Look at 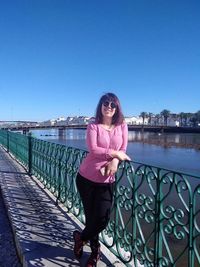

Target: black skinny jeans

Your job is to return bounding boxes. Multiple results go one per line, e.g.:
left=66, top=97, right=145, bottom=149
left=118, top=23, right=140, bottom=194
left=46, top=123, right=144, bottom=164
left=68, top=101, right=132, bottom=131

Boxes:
left=76, top=173, right=114, bottom=246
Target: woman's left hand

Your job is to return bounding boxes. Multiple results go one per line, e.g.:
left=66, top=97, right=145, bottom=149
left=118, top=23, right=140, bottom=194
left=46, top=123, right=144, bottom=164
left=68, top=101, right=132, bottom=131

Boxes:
left=105, top=158, right=119, bottom=176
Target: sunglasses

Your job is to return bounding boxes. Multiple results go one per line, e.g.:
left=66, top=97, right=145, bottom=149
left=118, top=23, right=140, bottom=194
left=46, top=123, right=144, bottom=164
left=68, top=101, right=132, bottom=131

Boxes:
left=102, top=101, right=117, bottom=109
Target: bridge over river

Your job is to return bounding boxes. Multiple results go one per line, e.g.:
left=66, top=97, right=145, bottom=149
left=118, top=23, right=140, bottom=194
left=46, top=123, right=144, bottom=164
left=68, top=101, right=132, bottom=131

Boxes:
left=1, top=122, right=200, bottom=135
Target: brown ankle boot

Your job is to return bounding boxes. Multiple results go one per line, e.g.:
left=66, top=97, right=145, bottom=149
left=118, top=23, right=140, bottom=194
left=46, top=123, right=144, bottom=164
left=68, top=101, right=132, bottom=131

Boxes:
left=85, top=243, right=101, bottom=267
left=73, top=230, right=85, bottom=259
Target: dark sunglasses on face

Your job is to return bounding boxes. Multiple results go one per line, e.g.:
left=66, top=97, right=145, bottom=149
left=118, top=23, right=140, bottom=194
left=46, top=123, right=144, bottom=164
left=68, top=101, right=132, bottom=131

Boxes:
left=102, top=101, right=117, bottom=109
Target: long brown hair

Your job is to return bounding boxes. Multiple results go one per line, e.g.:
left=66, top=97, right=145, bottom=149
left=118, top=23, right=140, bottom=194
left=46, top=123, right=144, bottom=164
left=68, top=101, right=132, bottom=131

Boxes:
left=95, top=93, right=124, bottom=125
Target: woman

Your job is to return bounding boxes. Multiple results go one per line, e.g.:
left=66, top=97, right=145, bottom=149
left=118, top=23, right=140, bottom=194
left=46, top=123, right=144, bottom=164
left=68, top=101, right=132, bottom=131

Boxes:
left=73, top=92, right=131, bottom=267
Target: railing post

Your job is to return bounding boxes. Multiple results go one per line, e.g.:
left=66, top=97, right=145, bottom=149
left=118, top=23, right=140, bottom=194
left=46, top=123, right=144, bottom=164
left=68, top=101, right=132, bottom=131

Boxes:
left=188, top=195, right=194, bottom=266
left=28, top=133, right=32, bottom=175
left=7, top=130, right=10, bottom=153
left=154, top=169, right=163, bottom=266
left=56, top=153, right=62, bottom=205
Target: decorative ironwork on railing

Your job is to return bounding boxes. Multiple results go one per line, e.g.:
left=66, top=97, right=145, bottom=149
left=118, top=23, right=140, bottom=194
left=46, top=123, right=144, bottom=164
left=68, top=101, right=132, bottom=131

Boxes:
left=0, top=130, right=199, bottom=267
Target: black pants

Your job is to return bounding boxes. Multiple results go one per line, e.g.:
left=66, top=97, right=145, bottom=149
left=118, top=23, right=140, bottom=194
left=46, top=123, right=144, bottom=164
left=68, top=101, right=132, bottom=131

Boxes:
left=76, top=173, right=114, bottom=246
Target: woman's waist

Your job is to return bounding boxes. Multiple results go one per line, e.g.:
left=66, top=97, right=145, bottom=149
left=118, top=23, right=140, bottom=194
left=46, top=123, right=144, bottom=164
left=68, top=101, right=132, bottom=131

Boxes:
left=80, top=157, right=108, bottom=171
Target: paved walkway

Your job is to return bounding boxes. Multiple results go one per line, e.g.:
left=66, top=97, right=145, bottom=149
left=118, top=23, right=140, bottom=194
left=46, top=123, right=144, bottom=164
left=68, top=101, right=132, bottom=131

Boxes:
left=0, top=190, right=22, bottom=267
left=0, top=146, right=125, bottom=267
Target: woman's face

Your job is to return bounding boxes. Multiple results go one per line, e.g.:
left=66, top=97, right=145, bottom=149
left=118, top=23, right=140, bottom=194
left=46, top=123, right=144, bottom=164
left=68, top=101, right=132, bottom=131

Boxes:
left=101, top=100, right=117, bottom=119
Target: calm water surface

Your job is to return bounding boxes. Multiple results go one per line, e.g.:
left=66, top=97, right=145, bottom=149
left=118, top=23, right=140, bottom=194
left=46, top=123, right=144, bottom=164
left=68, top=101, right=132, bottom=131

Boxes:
left=30, top=129, right=200, bottom=176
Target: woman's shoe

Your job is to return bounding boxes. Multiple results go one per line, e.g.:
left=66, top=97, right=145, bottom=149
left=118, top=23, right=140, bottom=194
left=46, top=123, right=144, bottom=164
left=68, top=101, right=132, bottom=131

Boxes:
left=73, top=230, right=84, bottom=259
left=85, top=244, right=100, bottom=267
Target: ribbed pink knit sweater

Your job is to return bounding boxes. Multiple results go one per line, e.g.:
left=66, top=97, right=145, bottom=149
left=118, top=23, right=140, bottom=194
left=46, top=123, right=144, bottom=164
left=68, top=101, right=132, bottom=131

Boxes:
left=79, top=122, right=128, bottom=183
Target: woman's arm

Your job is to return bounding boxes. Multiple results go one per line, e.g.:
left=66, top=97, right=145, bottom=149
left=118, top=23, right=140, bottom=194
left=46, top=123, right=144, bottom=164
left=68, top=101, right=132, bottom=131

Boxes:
left=105, top=123, right=131, bottom=176
left=109, top=123, right=131, bottom=161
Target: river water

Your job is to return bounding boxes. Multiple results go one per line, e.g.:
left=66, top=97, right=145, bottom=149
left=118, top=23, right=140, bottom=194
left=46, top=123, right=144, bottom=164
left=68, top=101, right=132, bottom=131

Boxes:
left=30, top=129, right=200, bottom=177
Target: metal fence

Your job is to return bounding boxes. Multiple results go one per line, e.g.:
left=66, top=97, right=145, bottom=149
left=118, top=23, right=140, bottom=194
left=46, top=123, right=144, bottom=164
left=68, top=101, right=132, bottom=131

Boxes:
left=0, top=130, right=199, bottom=267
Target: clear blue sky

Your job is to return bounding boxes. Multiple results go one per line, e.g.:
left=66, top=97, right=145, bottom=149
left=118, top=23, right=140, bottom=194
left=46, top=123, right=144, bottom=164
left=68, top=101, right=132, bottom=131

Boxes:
left=0, top=0, right=200, bottom=122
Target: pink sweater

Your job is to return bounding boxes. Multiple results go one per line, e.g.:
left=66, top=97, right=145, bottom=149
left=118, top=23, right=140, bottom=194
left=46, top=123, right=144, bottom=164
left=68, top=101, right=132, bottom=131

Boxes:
left=79, top=122, right=128, bottom=183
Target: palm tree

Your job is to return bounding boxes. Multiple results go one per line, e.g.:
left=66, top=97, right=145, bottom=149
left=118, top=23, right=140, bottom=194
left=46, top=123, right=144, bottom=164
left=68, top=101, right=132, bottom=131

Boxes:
left=183, top=113, right=189, bottom=126
left=190, top=115, right=198, bottom=127
left=196, top=110, right=200, bottom=125
left=148, top=112, right=154, bottom=125
left=190, top=111, right=200, bottom=127
left=179, top=112, right=185, bottom=127
left=155, top=114, right=160, bottom=125
left=140, top=112, right=148, bottom=125
left=160, top=109, right=170, bottom=126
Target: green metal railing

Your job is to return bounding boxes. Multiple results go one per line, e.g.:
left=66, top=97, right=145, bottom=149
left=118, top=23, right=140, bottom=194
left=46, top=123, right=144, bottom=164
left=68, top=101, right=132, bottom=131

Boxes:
left=0, top=130, right=199, bottom=267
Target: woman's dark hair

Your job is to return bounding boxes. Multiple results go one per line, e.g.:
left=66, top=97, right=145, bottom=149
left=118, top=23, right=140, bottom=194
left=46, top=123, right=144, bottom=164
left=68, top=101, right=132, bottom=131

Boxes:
left=95, top=92, right=124, bottom=125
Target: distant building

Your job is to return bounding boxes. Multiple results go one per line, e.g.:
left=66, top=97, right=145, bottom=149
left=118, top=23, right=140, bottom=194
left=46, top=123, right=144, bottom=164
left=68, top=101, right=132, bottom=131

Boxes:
left=40, top=119, right=56, bottom=126
left=125, top=116, right=148, bottom=125
left=55, top=116, right=91, bottom=125
left=76, top=116, right=90, bottom=125
left=56, top=117, right=67, bottom=126
left=38, top=113, right=193, bottom=128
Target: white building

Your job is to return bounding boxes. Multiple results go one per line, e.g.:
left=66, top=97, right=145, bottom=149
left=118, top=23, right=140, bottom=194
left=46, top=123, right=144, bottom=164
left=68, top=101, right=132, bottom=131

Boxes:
left=40, top=119, right=57, bottom=126
left=125, top=116, right=148, bottom=125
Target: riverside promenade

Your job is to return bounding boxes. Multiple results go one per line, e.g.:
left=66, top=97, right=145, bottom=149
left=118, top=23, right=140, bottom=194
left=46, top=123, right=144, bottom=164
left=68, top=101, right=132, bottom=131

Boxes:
left=0, top=146, right=125, bottom=267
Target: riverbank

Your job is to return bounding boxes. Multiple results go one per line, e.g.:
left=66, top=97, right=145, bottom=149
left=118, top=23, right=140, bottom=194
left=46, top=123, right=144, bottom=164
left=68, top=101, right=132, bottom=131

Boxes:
left=128, top=125, right=200, bottom=133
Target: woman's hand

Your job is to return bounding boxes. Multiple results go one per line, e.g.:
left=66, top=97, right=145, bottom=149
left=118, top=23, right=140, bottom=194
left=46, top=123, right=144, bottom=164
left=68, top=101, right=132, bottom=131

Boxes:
left=105, top=158, right=119, bottom=176
left=111, top=150, right=131, bottom=161
left=100, top=151, right=131, bottom=176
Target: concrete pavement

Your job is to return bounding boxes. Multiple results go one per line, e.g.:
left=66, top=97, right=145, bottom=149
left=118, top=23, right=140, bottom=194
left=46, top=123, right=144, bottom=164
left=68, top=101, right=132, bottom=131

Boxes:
left=0, top=190, right=22, bottom=267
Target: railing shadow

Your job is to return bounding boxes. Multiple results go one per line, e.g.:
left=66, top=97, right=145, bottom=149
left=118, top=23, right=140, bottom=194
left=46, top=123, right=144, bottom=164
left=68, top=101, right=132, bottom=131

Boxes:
left=0, top=160, right=116, bottom=267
